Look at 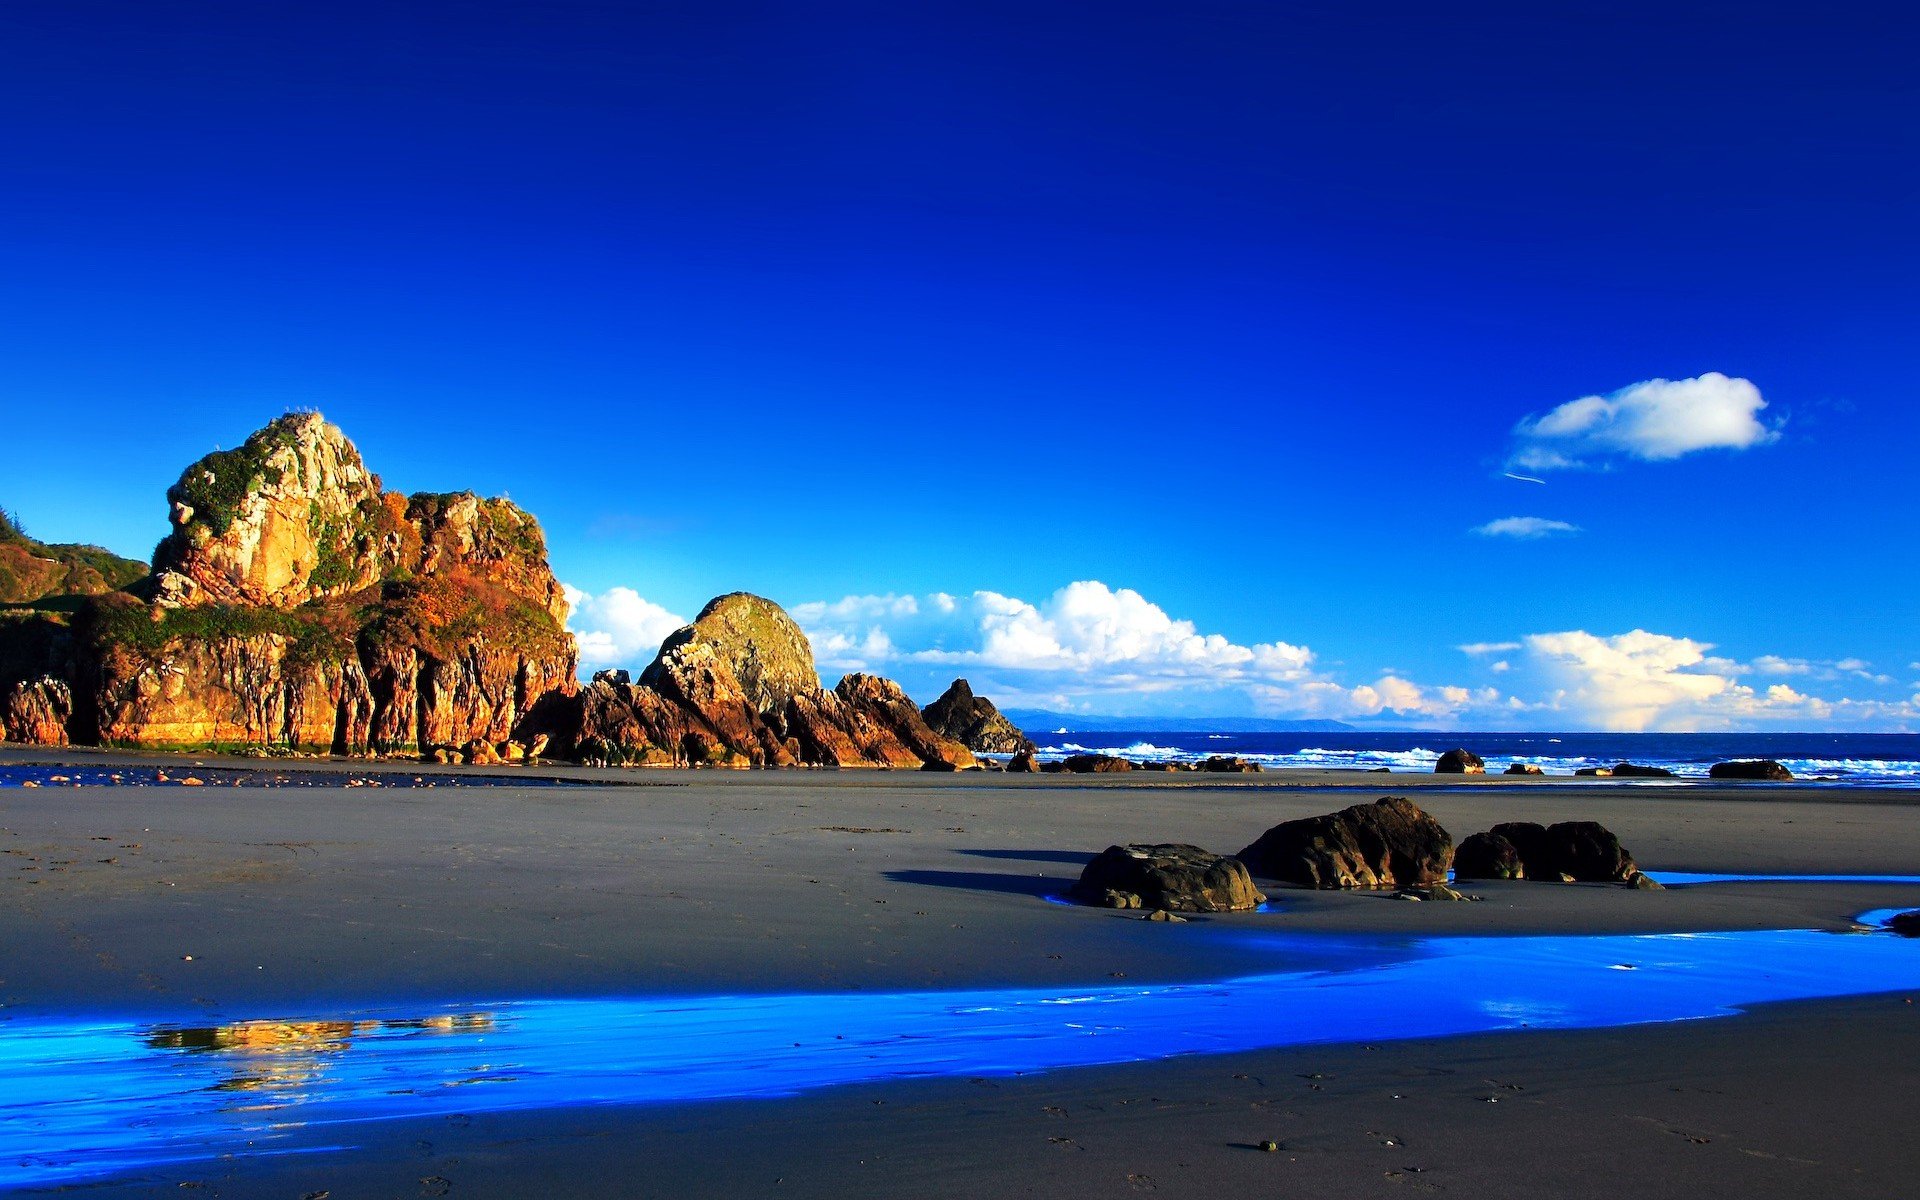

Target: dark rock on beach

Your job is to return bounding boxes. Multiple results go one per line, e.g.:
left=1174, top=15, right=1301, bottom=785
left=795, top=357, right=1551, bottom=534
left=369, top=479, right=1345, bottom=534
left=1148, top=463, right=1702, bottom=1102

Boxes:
left=1434, top=747, right=1485, bottom=774
left=1710, top=759, right=1795, bottom=781
left=1197, top=755, right=1262, bottom=773
left=1608, top=762, right=1676, bottom=778
left=1504, top=763, right=1545, bottom=776
left=1453, top=831, right=1525, bottom=879
left=920, top=678, right=1033, bottom=754
left=1062, top=753, right=1134, bottom=773
left=1069, top=843, right=1266, bottom=912
left=1006, top=748, right=1038, bottom=773
left=1474, top=819, right=1639, bottom=883
left=1885, top=910, right=1920, bottom=937
left=1237, top=797, right=1453, bottom=890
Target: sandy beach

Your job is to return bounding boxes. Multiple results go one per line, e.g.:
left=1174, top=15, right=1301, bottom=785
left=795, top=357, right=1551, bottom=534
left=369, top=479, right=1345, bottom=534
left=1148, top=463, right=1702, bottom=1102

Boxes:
left=4, top=750, right=1919, bottom=1197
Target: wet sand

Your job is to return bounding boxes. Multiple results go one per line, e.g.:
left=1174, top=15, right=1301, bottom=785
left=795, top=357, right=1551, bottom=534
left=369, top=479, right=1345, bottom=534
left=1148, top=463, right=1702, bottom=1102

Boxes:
left=3, top=749, right=1919, bottom=1196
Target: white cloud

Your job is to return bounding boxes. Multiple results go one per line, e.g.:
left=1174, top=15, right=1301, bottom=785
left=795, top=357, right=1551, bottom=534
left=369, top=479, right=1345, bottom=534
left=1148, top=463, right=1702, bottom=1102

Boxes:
left=1472, top=516, right=1580, bottom=539
left=563, top=583, right=688, bottom=672
left=1458, top=641, right=1522, bottom=655
left=1510, top=372, right=1780, bottom=471
left=1514, top=629, right=1915, bottom=731
left=794, top=581, right=1483, bottom=721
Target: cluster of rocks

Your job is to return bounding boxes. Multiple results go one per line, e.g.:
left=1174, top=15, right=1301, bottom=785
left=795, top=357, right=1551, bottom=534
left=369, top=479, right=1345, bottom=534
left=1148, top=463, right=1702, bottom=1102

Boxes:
left=1000, top=751, right=1264, bottom=775
left=1440, top=746, right=1796, bottom=781
left=1070, top=795, right=1659, bottom=915
left=0, top=413, right=1027, bottom=770
left=1453, top=821, right=1658, bottom=887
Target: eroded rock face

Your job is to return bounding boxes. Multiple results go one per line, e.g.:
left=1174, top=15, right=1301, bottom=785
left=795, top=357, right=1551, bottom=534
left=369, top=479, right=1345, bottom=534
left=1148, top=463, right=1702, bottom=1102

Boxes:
left=920, top=678, right=1032, bottom=753
left=1710, top=759, right=1794, bottom=781
left=1, top=675, right=72, bottom=745
left=1069, top=844, right=1265, bottom=912
left=150, top=413, right=385, bottom=608
left=646, top=592, right=818, bottom=716
left=1435, top=747, right=1485, bottom=774
left=1237, top=797, right=1454, bottom=889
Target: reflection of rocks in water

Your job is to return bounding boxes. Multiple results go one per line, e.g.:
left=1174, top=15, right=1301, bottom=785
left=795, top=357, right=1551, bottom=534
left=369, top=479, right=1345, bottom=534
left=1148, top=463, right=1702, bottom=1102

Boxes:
left=147, top=1014, right=494, bottom=1102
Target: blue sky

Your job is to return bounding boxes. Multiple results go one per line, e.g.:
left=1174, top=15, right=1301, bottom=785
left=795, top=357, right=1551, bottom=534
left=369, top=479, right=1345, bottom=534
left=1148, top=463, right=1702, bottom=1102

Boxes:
left=2, top=2, right=1915, bottom=729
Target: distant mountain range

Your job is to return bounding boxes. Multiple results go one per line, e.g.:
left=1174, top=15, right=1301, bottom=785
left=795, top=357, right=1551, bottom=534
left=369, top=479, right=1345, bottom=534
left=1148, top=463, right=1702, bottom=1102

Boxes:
left=1002, top=710, right=1356, bottom=734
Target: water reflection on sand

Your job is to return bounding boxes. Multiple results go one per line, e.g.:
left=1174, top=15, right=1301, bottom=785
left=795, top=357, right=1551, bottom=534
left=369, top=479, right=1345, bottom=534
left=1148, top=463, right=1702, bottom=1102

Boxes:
left=5, top=909, right=1920, bottom=1190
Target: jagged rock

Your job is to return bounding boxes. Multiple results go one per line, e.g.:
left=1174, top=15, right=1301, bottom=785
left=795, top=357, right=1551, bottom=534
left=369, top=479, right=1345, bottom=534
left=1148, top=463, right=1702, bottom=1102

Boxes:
left=1710, top=759, right=1794, bottom=781
left=831, top=674, right=976, bottom=769
left=1478, top=820, right=1639, bottom=883
left=1197, top=755, right=1262, bottom=773
left=1069, top=844, right=1265, bottom=913
left=781, top=685, right=923, bottom=768
left=646, top=592, right=818, bottom=716
left=1237, top=797, right=1454, bottom=889
left=1453, top=831, right=1525, bottom=880
left=1061, top=753, right=1133, bottom=773
left=1, top=675, right=72, bottom=745
left=1006, top=748, right=1038, bottom=773
left=1504, top=763, right=1544, bottom=776
left=1608, top=762, right=1676, bottom=778
left=1625, top=870, right=1664, bottom=890
left=1402, top=882, right=1470, bottom=901
left=920, top=678, right=1032, bottom=753
left=1435, top=748, right=1484, bottom=774
left=592, top=669, right=630, bottom=687
left=462, top=739, right=501, bottom=766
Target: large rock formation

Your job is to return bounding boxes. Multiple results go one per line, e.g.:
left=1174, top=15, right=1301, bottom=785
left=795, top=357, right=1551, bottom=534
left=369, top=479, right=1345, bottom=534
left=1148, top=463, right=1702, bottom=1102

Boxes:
left=920, top=678, right=1032, bottom=753
left=1069, top=844, right=1265, bottom=912
left=1434, top=747, right=1485, bottom=774
left=1237, top=797, right=1454, bottom=889
left=0, top=413, right=577, bottom=753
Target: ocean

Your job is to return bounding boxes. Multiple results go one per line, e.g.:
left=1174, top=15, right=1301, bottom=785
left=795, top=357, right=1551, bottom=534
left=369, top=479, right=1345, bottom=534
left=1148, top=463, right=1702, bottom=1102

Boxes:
left=1023, top=730, right=1920, bottom=784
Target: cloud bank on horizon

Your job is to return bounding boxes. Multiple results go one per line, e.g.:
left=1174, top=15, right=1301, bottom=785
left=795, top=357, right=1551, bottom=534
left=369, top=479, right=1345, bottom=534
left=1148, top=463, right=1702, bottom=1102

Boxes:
left=563, top=579, right=1916, bottom=733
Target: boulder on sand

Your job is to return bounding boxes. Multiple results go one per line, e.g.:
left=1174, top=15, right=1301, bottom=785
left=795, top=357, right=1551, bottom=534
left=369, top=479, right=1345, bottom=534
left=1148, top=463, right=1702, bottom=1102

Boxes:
left=1006, top=748, right=1038, bottom=773
left=1237, top=797, right=1453, bottom=890
left=1434, top=748, right=1485, bottom=775
left=1478, top=819, right=1639, bottom=883
left=1886, top=910, right=1920, bottom=937
left=1069, top=843, right=1265, bottom=912
left=1710, top=759, right=1794, bottom=781
left=1608, top=762, right=1676, bottom=778
left=1197, top=755, right=1262, bottom=773
left=1062, top=753, right=1133, bottom=773
left=1453, top=831, right=1525, bottom=879
left=1504, top=763, right=1544, bottom=776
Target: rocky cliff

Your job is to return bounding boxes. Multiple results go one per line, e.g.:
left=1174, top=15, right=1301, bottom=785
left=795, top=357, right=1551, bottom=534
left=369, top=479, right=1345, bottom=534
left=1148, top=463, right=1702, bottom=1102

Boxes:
left=1, top=413, right=577, bottom=753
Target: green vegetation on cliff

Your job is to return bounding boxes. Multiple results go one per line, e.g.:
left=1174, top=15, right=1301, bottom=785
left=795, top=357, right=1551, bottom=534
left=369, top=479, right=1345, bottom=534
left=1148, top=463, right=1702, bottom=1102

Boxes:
left=166, top=418, right=310, bottom=538
left=0, top=506, right=149, bottom=605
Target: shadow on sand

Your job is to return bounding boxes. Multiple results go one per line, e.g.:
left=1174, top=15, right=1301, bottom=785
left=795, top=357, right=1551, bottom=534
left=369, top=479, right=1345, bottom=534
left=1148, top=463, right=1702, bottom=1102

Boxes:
left=956, top=848, right=1093, bottom=866
left=883, top=868, right=1064, bottom=898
